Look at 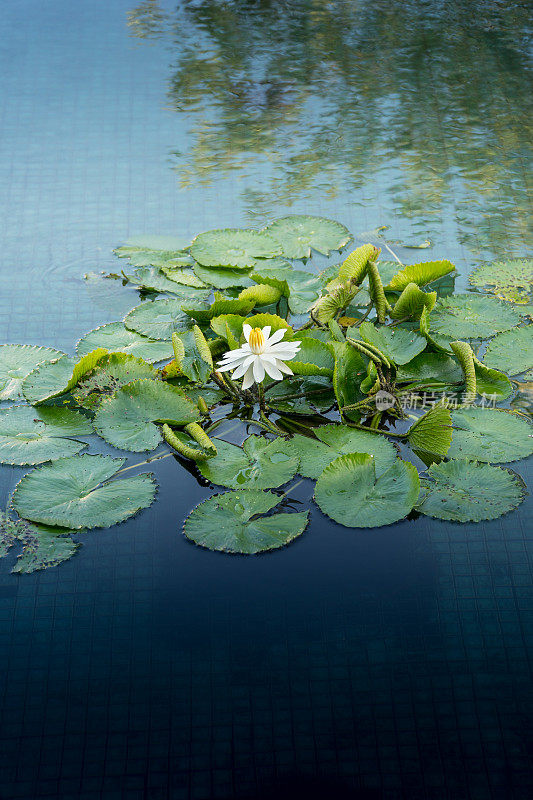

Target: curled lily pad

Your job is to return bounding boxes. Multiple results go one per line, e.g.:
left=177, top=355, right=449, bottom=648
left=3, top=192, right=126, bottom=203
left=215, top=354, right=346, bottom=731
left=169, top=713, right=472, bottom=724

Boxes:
left=314, top=454, right=420, bottom=528
left=0, top=406, right=92, bottom=465
left=73, top=353, right=157, bottom=408
left=262, top=216, right=352, bottom=259
left=124, top=298, right=192, bottom=339
left=330, top=342, right=367, bottom=420
left=386, top=260, right=455, bottom=291
left=22, top=349, right=108, bottom=405
left=448, top=408, right=533, bottom=463
left=12, top=454, right=157, bottom=529
left=76, top=322, right=174, bottom=362
left=356, top=321, right=427, bottom=365
left=430, top=295, right=521, bottom=339
left=94, top=379, right=200, bottom=452
left=197, top=435, right=298, bottom=489
left=287, top=425, right=398, bottom=480
left=171, top=327, right=213, bottom=383
left=472, top=355, right=513, bottom=401
left=417, top=459, right=526, bottom=522
left=469, top=259, right=533, bottom=304
left=190, top=228, right=281, bottom=268
left=183, top=490, right=308, bottom=554
left=483, top=327, right=533, bottom=376
left=0, top=345, right=65, bottom=401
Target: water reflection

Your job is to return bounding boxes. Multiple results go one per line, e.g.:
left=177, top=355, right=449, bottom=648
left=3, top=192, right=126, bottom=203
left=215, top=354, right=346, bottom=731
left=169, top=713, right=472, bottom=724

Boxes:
left=127, top=0, right=532, bottom=256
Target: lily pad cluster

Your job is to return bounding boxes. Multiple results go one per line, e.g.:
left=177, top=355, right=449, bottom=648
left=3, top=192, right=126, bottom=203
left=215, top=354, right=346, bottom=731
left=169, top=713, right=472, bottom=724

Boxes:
left=0, top=216, right=531, bottom=569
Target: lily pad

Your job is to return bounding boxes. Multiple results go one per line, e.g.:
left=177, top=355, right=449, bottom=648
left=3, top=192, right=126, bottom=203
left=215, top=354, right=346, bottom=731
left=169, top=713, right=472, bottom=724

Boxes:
left=183, top=297, right=255, bottom=324
left=0, top=512, right=80, bottom=573
left=263, top=216, right=352, bottom=259
left=197, top=435, right=299, bottom=489
left=0, top=345, right=65, bottom=401
left=183, top=490, right=308, bottom=554
left=128, top=267, right=209, bottom=299
left=73, top=353, right=157, bottom=408
left=287, top=425, right=398, bottom=480
left=94, top=379, right=200, bottom=452
left=251, top=266, right=322, bottom=314
left=472, top=356, right=513, bottom=401
left=356, top=321, right=427, bottom=365
left=406, top=402, right=452, bottom=457
left=22, top=349, right=108, bottom=405
left=330, top=342, right=367, bottom=420
left=417, top=459, right=525, bottom=522
left=291, top=338, right=335, bottom=377
left=469, top=259, right=533, bottom=304
left=76, top=322, right=174, bottom=362
left=160, top=265, right=207, bottom=288
left=314, top=454, right=419, bottom=528
left=0, top=406, right=93, bottom=465
left=448, top=408, right=533, bottom=463
left=483, top=327, right=533, bottom=376
left=190, top=228, right=281, bottom=268
left=386, top=260, right=455, bottom=291
left=124, top=298, right=192, bottom=340
left=192, top=263, right=253, bottom=290
left=396, top=352, right=463, bottom=384
left=171, top=327, right=213, bottom=383
left=430, top=295, right=521, bottom=339
left=266, top=376, right=336, bottom=415
left=12, top=454, right=157, bottom=529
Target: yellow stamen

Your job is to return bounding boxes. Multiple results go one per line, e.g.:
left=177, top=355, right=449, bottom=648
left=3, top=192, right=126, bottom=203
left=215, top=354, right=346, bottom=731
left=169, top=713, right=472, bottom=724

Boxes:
left=249, top=327, right=265, bottom=353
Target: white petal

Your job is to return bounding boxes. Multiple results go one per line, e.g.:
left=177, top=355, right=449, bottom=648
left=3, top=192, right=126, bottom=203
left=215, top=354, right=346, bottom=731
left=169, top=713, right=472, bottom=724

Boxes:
left=261, top=325, right=271, bottom=340
left=275, top=360, right=294, bottom=375
left=266, top=328, right=286, bottom=345
left=253, top=358, right=265, bottom=382
left=217, top=361, right=241, bottom=373
left=242, top=366, right=255, bottom=390
left=242, top=324, right=252, bottom=342
left=231, top=361, right=252, bottom=380
left=262, top=360, right=284, bottom=380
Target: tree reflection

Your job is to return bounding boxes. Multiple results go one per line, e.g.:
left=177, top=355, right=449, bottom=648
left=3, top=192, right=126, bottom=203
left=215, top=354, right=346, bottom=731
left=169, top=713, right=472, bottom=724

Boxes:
left=127, top=0, right=532, bottom=255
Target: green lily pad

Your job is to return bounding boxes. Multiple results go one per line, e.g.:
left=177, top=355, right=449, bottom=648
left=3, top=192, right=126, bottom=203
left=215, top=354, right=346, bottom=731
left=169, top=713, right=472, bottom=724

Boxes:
left=356, top=321, right=427, bottom=365
left=472, top=356, right=513, bottom=401
left=251, top=266, right=322, bottom=314
left=291, top=338, right=335, bottom=377
left=330, top=342, right=367, bottom=420
left=0, top=345, right=65, bottom=401
left=73, top=353, right=157, bottom=408
left=124, top=298, right=192, bottom=339
left=183, top=490, right=308, bottom=554
left=266, top=376, right=336, bottom=415
left=171, top=327, right=213, bottom=383
left=192, top=263, right=253, bottom=289
left=0, top=512, right=80, bottom=573
left=417, top=459, right=525, bottom=522
left=287, top=423, right=397, bottom=480
left=314, top=454, right=420, bottom=528
left=243, top=313, right=293, bottom=337
left=76, top=322, right=174, bottom=363
left=190, top=228, right=281, bottom=268
left=160, top=265, right=207, bottom=288
left=128, top=268, right=209, bottom=299
left=386, top=260, right=455, bottom=291
left=210, top=314, right=247, bottom=344
left=430, top=295, right=521, bottom=339
left=197, top=435, right=299, bottom=489
left=94, top=379, right=200, bottom=452
left=262, top=216, right=352, bottom=259
left=390, top=284, right=437, bottom=320
left=396, top=352, right=463, bottom=384
left=483, top=327, right=533, bottom=376
left=183, top=297, right=255, bottom=324
left=12, top=454, right=157, bottom=529
left=0, top=406, right=93, bottom=465
left=118, top=235, right=190, bottom=252
left=448, top=408, right=533, bottom=463
left=22, top=349, right=108, bottom=405
left=406, top=402, right=452, bottom=457
left=469, top=259, right=533, bottom=304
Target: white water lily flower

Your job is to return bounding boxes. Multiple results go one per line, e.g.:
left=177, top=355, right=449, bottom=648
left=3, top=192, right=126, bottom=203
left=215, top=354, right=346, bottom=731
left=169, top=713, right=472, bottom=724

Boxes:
left=217, top=324, right=301, bottom=390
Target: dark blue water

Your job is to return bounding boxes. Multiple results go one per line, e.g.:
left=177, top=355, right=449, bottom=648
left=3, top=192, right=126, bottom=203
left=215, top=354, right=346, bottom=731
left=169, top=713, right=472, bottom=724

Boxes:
left=0, top=1, right=532, bottom=798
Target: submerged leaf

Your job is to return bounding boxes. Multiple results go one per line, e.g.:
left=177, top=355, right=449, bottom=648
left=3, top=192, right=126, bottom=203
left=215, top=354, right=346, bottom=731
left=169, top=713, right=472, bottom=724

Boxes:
left=0, top=345, right=65, bottom=402
left=430, top=294, right=521, bottom=339
left=95, top=379, right=200, bottom=452
left=12, top=454, right=157, bottom=529
left=190, top=228, right=281, bottom=268
left=448, top=408, right=533, bottom=463
left=483, top=327, right=533, bottom=376
left=263, top=215, right=352, bottom=259
left=124, top=297, right=191, bottom=340
left=0, top=406, right=92, bottom=465
left=417, top=459, right=525, bottom=522
left=183, top=490, right=308, bottom=554
left=0, top=512, right=80, bottom=573
left=469, top=259, right=533, bottom=304
left=197, top=435, right=299, bottom=490
left=287, top=425, right=398, bottom=480
left=314, top=454, right=419, bottom=528
left=266, top=376, right=335, bottom=415
left=76, top=322, right=174, bottom=363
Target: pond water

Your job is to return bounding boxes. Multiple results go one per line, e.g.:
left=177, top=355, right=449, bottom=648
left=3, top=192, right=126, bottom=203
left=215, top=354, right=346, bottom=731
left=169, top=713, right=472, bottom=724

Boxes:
left=0, top=1, right=532, bottom=798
